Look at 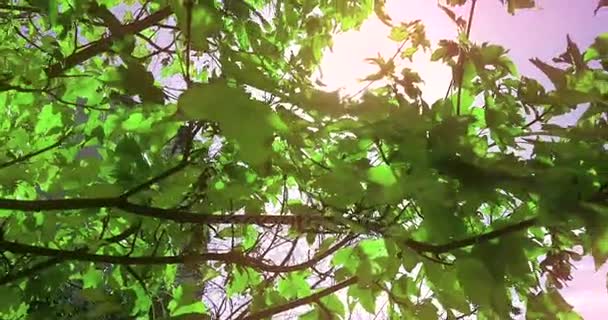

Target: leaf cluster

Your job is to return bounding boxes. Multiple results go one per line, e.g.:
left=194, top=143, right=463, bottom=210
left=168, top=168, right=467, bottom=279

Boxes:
left=0, top=0, right=606, bottom=319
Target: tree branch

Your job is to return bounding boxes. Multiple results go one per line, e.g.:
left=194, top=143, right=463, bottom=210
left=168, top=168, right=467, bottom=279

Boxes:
left=0, top=240, right=223, bottom=265
left=0, top=195, right=540, bottom=255
left=121, top=161, right=190, bottom=198
left=0, top=131, right=73, bottom=170
left=405, top=217, right=537, bottom=254
left=0, top=4, right=41, bottom=13
left=0, top=197, right=122, bottom=211
left=0, top=257, right=62, bottom=286
left=0, top=197, right=329, bottom=227
left=275, top=235, right=355, bottom=273
left=46, top=6, right=172, bottom=77
left=0, top=238, right=351, bottom=274
left=241, top=277, right=358, bottom=320
left=0, top=223, right=142, bottom=285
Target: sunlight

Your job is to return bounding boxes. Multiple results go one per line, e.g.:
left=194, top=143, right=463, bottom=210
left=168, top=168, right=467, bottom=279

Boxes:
left=2, top=1, right=605, bottom=319
left=318, top=1, right=608, bottom=318
left=317, top=0, right=459, bottom=102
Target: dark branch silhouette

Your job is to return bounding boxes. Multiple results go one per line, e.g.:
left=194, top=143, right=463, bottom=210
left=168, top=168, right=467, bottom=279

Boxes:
left=242, top=277, right=358, bottom=320
left=46, top=6, right=172, bottom=77
left=0, top=223, right=142, bottom=285
left=0, top=131, right=73, bottom=170
left=0, top=195, right=540, bottom=255
left=0, top=238, right=356, bottom=274
left=0, top=4, right=42, bottom=13
left=404, top=217, right=538, bottom=254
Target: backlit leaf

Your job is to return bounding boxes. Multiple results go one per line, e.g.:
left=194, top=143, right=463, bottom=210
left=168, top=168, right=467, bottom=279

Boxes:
left=367, top=164, right=397, bottom=186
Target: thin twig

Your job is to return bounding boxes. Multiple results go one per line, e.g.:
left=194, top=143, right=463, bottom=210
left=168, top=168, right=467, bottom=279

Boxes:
left=347, top=38, right=410, bottom=100
left=184, top=0, right=193, bottom=87
left=455, top=0, right=478, bottom=115
left=121, top=161, right=190, bottom=198
left=0, top=4, right=41, bottom=13
left=0, top=130, right=73, bottom=170
left=242, top=277, right=358, bottom=320
left=46, top=7, right=172, bottom=77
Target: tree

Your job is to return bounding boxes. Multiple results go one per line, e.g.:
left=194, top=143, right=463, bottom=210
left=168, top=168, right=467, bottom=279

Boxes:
left=0, top=0, right=606, bottom=319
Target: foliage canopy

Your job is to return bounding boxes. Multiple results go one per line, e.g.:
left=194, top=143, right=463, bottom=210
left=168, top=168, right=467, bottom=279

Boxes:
left=0, top=0, right=607, bottom=319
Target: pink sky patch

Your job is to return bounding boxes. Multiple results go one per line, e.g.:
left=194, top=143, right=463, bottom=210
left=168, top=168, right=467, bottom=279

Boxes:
left=319, top=0, right=608, bottom=317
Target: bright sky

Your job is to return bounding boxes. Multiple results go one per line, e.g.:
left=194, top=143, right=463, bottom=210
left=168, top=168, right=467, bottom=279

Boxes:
left=318, top=0, right=608, bottom=318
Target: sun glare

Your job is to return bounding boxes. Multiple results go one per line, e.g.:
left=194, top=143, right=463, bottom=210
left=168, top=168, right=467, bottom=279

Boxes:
left=318, top=0, right=459, bottom=102
left=318, top=1, right=608, bottom=318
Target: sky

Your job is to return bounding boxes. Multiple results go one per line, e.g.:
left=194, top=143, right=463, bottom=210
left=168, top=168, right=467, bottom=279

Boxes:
left=317, top=0, right=607, bottom=318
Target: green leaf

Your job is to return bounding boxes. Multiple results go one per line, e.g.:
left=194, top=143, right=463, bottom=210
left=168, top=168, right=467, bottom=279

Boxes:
left=424, top=262, right=470, bottom=313
left=82, top=265, right=104, bottom=289
left=320, top=294, right=346, bottom=317
left=172, top=303, right=207, bottom=317
left=177, top=81, right=279, bottom=165
left=0, top=1, right=607, bottom=319
left=416, top=299, right=438, bottom=319
left=358, top=239, right=388, bottom=259
left=81, top=183, right=123, bottom=198
left=242, top=225, right=259, bottom=250
left=499, top=235, right=533, bottom=279
left=389, top=25, right=408, bottom=42
left=588, top=222, right=608, bottom=270
left=119, top=60, right=165, bottom=104
left=0, top=286, right=21, bottom=314
left=169, top=0, right=221, bottom=51
left=584, top=32, right=608, bottom=61
left=122, top=112, right=153, bottom=132
left=131, top=285, right=152, bottom=316
left=168, top=284, right=207, bottom=317
left=432, top=40, right=459, bottom=62
left=456, top=258, right=495, bottom=309
left=277, top=272, right=311, bottom=299
left=348, top=284, right=377, bottom=314
left=35, top=105, right=63, bottom=135
left=367, top=164, right=397, bottom=186
left=526, top=289, right=578, bottom=319
left=227, top=267, right=262, bottom=297
left=332, top=247, right=360, bottom=274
